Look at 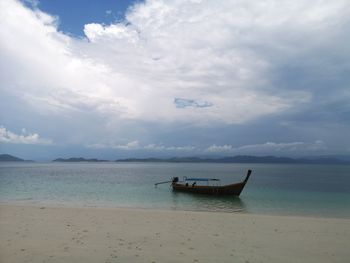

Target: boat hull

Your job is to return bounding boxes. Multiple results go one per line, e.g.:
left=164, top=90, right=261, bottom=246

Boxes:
left=172, top=181, right=247, bottom=196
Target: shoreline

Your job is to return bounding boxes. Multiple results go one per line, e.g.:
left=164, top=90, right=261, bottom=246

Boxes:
left=1, top=200, right=350, bottom=220
left=1, top=204, right=349, bottom=262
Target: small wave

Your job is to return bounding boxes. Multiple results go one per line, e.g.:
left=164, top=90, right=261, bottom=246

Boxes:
left=12, top=197, right=34, bottom=201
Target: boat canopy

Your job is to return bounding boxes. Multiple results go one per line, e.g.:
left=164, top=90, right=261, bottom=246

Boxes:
left=185, top=178, right=220, bottom=181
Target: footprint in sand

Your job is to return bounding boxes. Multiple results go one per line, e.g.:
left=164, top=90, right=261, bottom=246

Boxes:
left=110, top=253, right=118, bottom=259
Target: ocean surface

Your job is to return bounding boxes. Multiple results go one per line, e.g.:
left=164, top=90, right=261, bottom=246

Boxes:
left=0, top=162, right=349, bottom=218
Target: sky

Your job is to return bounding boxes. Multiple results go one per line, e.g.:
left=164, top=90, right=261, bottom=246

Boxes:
left=0, top=0, right=350, bottom=160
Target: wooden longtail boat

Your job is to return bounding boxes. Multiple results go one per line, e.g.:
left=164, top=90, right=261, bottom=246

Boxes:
left=155, top=170, right=252, bottom=196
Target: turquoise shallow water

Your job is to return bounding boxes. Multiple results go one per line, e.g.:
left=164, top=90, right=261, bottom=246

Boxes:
left=0, top=162, right=349, bottom=217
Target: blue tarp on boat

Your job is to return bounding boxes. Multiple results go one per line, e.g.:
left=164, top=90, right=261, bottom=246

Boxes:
left=184, top=178, right=220, bottom=181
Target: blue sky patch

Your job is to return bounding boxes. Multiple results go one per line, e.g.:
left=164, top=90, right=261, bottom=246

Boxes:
left=22, top=0, right=141, bottom=37
left=174, top=98, right=213, bottom=109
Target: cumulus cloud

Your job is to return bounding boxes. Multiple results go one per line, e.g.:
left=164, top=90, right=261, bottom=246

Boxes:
left=206, top=144, right=233, bottom=153
left=234, top=141, right=327, bottom=153
left=1, top=0, right=349, bottom=155
left=2, top=0, right=340, bottom=124
left=87, top=140, right=140, bottom=150
left=0, top=126, right=53, bottom=145
left=205, top=141, right=327, bottom=155
left=87, top=141, right=195, bottom=152
left=144, top=144, right=195, bottom=151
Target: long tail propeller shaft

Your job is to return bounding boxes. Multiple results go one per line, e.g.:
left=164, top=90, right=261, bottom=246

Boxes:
left=154, top=180, right=172, bottom=186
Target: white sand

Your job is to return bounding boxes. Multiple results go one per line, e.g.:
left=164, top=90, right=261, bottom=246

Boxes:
left=0, top=204, right=349, bottom=263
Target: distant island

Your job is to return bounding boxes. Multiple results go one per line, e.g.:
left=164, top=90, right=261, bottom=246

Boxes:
left=53, top=157, right=109, bottom=162
left=115, top=155, right=350, bottom=164
left=1, top=153, right=349, bottom=164
left=0, top=154, right=33, bottom=162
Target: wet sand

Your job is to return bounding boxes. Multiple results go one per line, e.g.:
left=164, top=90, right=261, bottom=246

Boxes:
left=0, top=204, right=349, bottom=263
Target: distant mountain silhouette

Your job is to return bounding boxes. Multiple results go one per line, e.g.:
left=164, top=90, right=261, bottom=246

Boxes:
left=2, top=154, right=348, bottom=164
left=115, top=155, right=350, bottom=164
left=53, top=157, right=109, bottom=162
left=0, top=154, right=33, bottom=162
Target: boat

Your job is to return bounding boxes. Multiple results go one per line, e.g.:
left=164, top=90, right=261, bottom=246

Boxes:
left=155, top=169, right=252, bottom=196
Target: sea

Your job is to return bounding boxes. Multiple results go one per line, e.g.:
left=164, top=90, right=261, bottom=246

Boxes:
left=0, top=162, right=349, bottom=218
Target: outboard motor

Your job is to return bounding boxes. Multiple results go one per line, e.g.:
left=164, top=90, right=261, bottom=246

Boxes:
left=172, top=177, right=179, bottom=183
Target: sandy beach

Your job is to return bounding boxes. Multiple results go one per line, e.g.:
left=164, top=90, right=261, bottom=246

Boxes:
left=0, top=204, right=349, bottom=263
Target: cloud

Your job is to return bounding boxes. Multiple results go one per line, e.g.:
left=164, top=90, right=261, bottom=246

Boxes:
left=89, top=139, right=326, bottom=155
left=87, top=140, right=140, bottom=150
left=86, top=139, right=328, bottom=157
left=174, top=98, right=213, bottom=109
left=235, top=141, right=327, bottom=153
left=0, top=0, right=349, bottom=156
left=206, top=141, right=327, bottom=155
left=0, top=126, right=53, bottom=145
left=206, top=144, right=233, bottom=153
left=144, top=144, right=195, bottom=151
left=2, top=0, right=337, bottom=125
left=22, top=0, right=39, bottom=8
left=87, top=141, right=195, bottom=152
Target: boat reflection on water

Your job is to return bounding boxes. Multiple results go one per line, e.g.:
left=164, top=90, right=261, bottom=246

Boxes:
left=170, top=191, right=247, bottom=213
